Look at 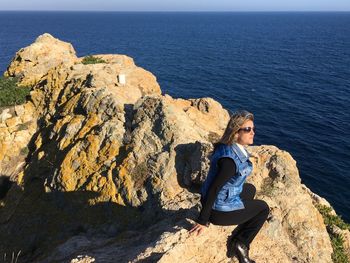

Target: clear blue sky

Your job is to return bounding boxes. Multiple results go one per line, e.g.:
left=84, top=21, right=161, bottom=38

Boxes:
left=0, top=0, right=349, bottom=11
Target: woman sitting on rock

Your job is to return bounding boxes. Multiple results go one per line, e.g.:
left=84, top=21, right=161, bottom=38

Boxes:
left=189, top=110, right=270, bottom=263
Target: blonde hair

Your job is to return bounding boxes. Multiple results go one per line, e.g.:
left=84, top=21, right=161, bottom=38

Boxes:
left=213, top=110, right=254, bottom=149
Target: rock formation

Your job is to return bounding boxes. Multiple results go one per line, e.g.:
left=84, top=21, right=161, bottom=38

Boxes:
left=0, top=33, right=348, bottom=263
left=5, top=33, right=77, bottom=87
left=0, top=103, right=37, bottom=179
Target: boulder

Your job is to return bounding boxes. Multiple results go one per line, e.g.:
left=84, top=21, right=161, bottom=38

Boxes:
left=5, top=33, right=77, bottom=87
left=0, top=34, right=340, bottom=263
left=0, top=103, right=37, bottom=181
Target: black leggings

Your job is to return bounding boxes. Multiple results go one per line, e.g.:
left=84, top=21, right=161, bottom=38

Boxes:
left=209, top=183, right=269, bottom=247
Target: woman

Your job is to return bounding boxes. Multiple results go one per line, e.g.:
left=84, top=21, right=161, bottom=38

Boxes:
left=189, top=110, right=269, bottom=263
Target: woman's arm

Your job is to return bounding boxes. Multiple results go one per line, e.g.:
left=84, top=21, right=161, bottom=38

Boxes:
left=196, top=157, right=237, bottom=226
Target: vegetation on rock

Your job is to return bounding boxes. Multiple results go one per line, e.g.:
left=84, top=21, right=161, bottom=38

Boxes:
left=316, top=204, right=350, bottom=263
left=81, top=55, right=106, bottom=65
left=0, top=77, right=31, bottom=107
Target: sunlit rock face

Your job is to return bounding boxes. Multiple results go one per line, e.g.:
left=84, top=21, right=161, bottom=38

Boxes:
left=5, top=33, right=77, bottom=87
left=0, top=34, right=340, bottom=263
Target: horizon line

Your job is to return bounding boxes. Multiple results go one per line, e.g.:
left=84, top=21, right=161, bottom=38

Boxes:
left=1, top=10, right=350, bottom=12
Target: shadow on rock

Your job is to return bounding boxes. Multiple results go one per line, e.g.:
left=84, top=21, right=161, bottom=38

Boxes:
left=0, top=135, right=212, bottom=262
left=0, top=177, right=157, bottom=262
left=174, top=141, right=212, bottom=191
left=0, top=176, right=13, bottom=199
left=0, top=176, right=199, bottom=262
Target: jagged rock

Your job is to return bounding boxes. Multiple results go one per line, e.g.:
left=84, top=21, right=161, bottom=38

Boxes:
left=71, top=255, right=95, bottom=263
left=0, top=103, right=37, bottom=180
left=342, top=230, right=350, bottom=258
left=0, top=34, right=340, bottom=263
left=29, top=55, right=161, bottom=120
left=0, top=108, right=12, bottom=122
left=5, top=33, right=77, bottom=87
left=37, top=146, right=333, bottom=263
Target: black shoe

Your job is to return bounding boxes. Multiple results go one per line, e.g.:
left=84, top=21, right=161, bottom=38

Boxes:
left=233, top=240, right=256, bottom=263
left=226, top=237, right=236, bottom=258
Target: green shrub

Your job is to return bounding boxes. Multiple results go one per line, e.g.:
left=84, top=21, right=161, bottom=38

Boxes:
left=316, top=204, right=350, bottom=263
left=0, top=77, right=31, bottom=107
left=81, top=55, right=106, bottom=65
left=331, top=234, right=349, bottom=263
left=316, top=204, right=350, bottom=230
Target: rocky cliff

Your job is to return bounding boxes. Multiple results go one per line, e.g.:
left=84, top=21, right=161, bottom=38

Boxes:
left=0, top=33, right=349, bottom=263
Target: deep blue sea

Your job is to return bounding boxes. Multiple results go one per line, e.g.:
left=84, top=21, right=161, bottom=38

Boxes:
left=0, top=11, right=349, bottom=221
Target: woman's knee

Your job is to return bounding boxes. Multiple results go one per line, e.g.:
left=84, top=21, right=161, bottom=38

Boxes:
left=247, top=183, right=256, bottom=194
left=258, top=200, right=270, bottom=216
left=241, top=183, right=256, bottom=199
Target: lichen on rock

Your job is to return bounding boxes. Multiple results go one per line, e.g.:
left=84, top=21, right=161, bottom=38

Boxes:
left=0, top=33, right=345, bottom=263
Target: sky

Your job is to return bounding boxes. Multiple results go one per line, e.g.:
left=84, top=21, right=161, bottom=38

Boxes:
left=0, top=0, right=350, bottom=11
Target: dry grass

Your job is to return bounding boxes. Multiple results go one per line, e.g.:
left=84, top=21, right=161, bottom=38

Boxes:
left=2, top=250, right=21, bottom=263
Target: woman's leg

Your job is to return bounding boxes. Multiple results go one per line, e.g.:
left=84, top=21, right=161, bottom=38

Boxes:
left=231, top=183, right=257, bottom=244
left=210, top=199, right=269, bottom=248
left=240, top=183, right=256, bottom=201
left=233, top=200, right=269, bottom=246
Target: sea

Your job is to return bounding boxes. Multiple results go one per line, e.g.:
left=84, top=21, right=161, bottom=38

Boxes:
left=0, top=11, right=349, bottom=222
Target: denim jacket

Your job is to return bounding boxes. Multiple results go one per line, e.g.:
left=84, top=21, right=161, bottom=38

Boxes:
left=201, top=143, right=253, bottom=211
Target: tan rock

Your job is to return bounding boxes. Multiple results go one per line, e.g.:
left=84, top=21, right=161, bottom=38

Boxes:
left=130, top=146, right=332, bottom=263
left=0, top=102, right=37, bottom=181
left=5, top=116, right=21, bottom=128
left=0, top=34, right=340, bottom=263
left=71, top=255, right=95, bottom=263
left=343, top=230, right=350, bottom=258
left=5, top=33, right=77, bottom=86
left=20, top=103, right=37, bottom=123
left=0, top=108, right=12, bottom=122
left=14, top=104, right=25, bottom=116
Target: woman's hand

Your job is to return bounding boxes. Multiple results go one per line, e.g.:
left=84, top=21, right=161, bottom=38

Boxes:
left=189, top=223, right=207, bottom=236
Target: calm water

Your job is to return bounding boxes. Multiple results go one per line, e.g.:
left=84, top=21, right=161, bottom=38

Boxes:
left=0, top=11, right=349, bottom=221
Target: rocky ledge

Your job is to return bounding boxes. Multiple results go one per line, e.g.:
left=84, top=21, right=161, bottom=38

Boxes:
left=0, top=33, right=349, bottom=263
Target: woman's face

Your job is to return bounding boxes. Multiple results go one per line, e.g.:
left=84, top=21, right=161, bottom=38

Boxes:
left=236, top=120, right=255, bottom=146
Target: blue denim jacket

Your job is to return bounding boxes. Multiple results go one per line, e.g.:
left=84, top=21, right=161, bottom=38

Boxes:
left=201, top=143, right=253, bottom=211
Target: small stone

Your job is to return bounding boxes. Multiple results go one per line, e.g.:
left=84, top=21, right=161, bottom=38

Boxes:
left=0, top=108, right=12, bottom=122
left=5, top=117, right=21, bottom=128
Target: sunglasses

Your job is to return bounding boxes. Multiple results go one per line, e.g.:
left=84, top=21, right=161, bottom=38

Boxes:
left=238, top=126, right=256, bottom=133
